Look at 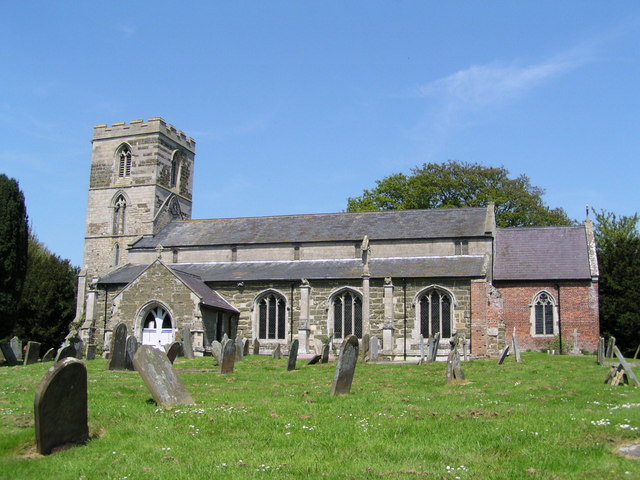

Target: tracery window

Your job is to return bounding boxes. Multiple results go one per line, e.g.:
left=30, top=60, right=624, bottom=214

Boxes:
left=257, top=292, right=286, bottom=339
left=332, top=290, right=362, bottom=339
left=118, top=145, right=132, bottom=177
left=418, top=288, right=453, bottom=338
left=112, top=194, right=127, bottom=235
left=533, top=292, right=555, bottom=335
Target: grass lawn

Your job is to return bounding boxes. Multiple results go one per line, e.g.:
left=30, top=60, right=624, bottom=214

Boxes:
left=1, top=353, right=639, bottom=479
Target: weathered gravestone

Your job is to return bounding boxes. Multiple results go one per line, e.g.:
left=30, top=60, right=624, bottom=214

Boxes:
left=181, top=329, right=194, bottom=359
left=42, top=348, right=56, bottom=362
left=370, top=336, right=379, bottom=362
left=314, top=338, right=323, bottom=356
left=222, top=333, right=229, bottom=344
left=570, top=329, right=582, bottom=356
left=24, top=341, right=41, bottom=365
left=34, top=358, right=89, bottom=455
left=287, top=339, right=299, bottom=371
left=597, top=337, right=605, bottom=365
left=165, top=342, right=182, bottom=364
left=446, top=339, right=465, bottom=384
left=321, top=343, right=330, bottom=363
left=512, top=328, right=522, bottom=363
left=0, top=342, right=19, bottom=366
left=613, top=346, right=640, bottom=387
left=125, top=336, right=139, bottom=371
left=73, top=339, right=85, bottom=360
left=10, top=336, right=22, bottom=362
left=243, top=338, right=251, bottom=356
left=253, top=338, right=260, bottom=356
left=220, top=338, right=236, bottom=374
left=133, top=346, right=194, bottom=406
left=361, top=334, right=370, bottom=362
left=307, top=355, right=321, bottom=365
left=497, top=345, right=510, bottom=365
left=85, top=344, right=97, bottom=361
left=427, top=332, right=441, bottom=363
left=331, top=335, right=359, bottom=396
left=108, top=323, right=128, bottom=370
left=634, top=343, right=640, bottom=360
left=210, top=340, right=223, bottom=364
left=0, top=346, right=5, bottom=364
left=461, top=336, right=469, bottom=362
left=55, top=345, right=77, bottom=364
left=272, top=344, right=282, bottom=359
left=419, top=337, right=426, bottom=364
left=235, top=337, right=244, bottom=361
left=606, top=336, right=616, bottom=358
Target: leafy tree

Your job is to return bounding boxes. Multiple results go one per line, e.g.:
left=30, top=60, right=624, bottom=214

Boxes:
left=0, top=174, right=29, bottom=339
left=347, top=160, right=573, bottom=227
left=13, top=232, right=79, bottom=351
left=594, top=210, right=640, bottom=356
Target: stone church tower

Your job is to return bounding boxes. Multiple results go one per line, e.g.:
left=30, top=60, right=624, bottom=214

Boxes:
left=76, top=118, right=195, bottom=341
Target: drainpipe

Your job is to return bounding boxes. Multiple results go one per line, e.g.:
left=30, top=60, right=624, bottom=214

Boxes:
left=403, top=278, right=407, bottom=361
left=556, top=284, right=562, bottom=354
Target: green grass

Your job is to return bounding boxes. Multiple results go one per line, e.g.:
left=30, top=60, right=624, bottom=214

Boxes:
left=1, top=354, right=639, bottom=479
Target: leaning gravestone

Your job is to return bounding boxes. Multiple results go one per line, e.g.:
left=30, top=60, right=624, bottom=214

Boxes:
left=220, top=338, right=236, bottom=374
left=446, top=340, right=465, bottom=384
left=321, top=343, right=330, bottom=363
left=125, top=336, right=139, bottom=371
left=0, top=342, right=19, bottom=366
left=108, top=323, right=128, bottom=370
left=42, top=348, right=56, bottom=362
left=606, top=336, right=616, bottom=358
left=331, top=335, right=359, bottom=395
left=210, top=340, right=223, bottom=364
left=165, top=342, right=182, bottom=364
left=24, top=341, right=41, bottom=366
left=370, top=336, right=379, bottom=362
left=253, top=338, right=260, bottom=355
left=133, top=346, right=194, bottom=406
left=287, top=339, right=299, bottom=371
left=55, top=345, right=77, bottom=364
left=361, top=334, right=370, bottom=362
left=307, top=354, right=321, bottom=365
left=613, top=346, right=640, bottom=387
left=427, top=332, right=441, bottom=363
left=512, top=328, right=522, bottom=363
left=498, top=345, right=510, bottom=365
left=181, top=329, right=194, bottom=359
left=34, top=357, right=89, bottom=455
left=235, top=337, right=244, bottom=361
left=272, top=344, right=282, bottom=359
left=243, top=339, right=251, bottom=356
left=10, top=336, right=22, bottom=362
left=85, top=344, right=97, bottom=361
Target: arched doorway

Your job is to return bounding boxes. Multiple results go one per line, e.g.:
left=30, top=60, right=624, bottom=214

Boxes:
left=141, top=305, right=174, bottom=349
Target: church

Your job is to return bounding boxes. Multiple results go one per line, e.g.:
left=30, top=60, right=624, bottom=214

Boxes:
left=75, top=118, right=600, bottom=358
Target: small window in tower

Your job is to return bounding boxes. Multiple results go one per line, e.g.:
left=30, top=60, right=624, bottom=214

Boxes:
left=118, top=146, right=132, bottom=177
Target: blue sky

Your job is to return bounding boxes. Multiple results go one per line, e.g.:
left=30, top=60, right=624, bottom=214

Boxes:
left=1, top=1, right=639, bottom=267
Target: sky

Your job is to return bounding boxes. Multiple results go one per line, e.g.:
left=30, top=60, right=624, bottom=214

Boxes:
left=1, top=1, right=639, bottom=268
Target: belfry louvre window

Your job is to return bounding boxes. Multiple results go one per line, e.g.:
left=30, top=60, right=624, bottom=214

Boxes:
left=419, top=289, right=452, bottom=338
left=333, top=291, right=362, bottom=339
left=534, top=292, right=554, bottom=335
left=258, top=293, right=286, bottom=339
left=118, top=146, right=132, bottom=177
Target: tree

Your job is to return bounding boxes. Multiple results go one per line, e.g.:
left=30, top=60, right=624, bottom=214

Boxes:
left=13, top=232, right=79, bottom=351
left=594, top=210, right=640, bottom=356
left=0, top=174, right=29, bottom=339
left=347, top=161, right=573, bottom=227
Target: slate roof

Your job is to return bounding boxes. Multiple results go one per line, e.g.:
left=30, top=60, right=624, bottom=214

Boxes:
left=98, top=255, right=487, bottom=285
left=132, top=207, right=490, bottom=248
left=172, top=270, right=239, bottom=313
left=493, top=227, right=592, bottom=281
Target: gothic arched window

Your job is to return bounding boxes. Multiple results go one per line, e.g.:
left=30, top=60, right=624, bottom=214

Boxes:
left=170, top=151, right=184, bottom=188
left=332, top=290, right=362, bottom=339
left=257, top=292, right=286, bottom=340
left=418, top=288, right=453, bottom=338
left=117, top=145, right=132, bottom=177
left=533, top=292, right=556, bottom=336
left=113, top=194, right=127, bottom=235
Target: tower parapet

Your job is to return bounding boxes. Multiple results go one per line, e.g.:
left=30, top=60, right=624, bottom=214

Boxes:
left=93, top=118, right=196, bottom=152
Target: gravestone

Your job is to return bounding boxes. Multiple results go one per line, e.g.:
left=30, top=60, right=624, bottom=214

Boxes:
left=314, top=338, right=323, bottom=355
left=613, top=346, right=640, bottom=387
left=10, top=336, right=22, bottom=362
left=34, top=357, right=89, bottom=455
left=331, top=335, right=359, bottom=395
left=42, top=348, right=56, bottom=362
left=427, top=332, right=441, bottom=363
left=361, top=334, right=370, bottom=362
left=370, top=336, right=379, bottom=362
left=253, top=338, right=260, bottom=355
left=497, top=345, right=510, bottom=365
left=85, top=344, right=97, bottom=361
left=512, top=328, right=522, bottom=363
left=220, top=338, right=236, bottom=374
left=419, top=337, right=426, bottom=363
left=210, top=340, right=223, bottom=364
left=108, top=323, right=128, bottom=370
left=570, top=329, right=582, bottom=355
left=125, top=336, right=139, bottom=371
left=461, top=336, right=469, bottom=362
left=446, top=340, right=465, bottom=384
left=165, top=342, right=181, bottom=364
left=0, top=342, right=19, bottom=366
left=222, top=333, right=229, bottom=345
left=235, top=336, right=244, bottom=361
left=133, top=346, right=194, bottom=406
left=321, top=343, right=330, bottom=363
left=287, top=339, right=299, bottom=371
left=243, top=339, right=251, bottom=356
left=606, top=336, right=616, bottom=358
left=181, top=329, right=194, bottom=359
left=74, top=339, right=85, bottom=360
left=307, top=354, right=321, bottom=365
left=55, top=345, right=77, bottom=363
left=24, top=341, right=41, bottom=365
left=0, top=346, right=5, bottom=364
left=597, top=337, right=605, bottom=365
left=272, top=344, right=282, bottom=359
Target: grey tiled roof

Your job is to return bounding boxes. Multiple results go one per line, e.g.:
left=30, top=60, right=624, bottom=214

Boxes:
left=493, top=227, right=592, bottom=281
left=172, top=270, right=239, bottom=313
left=98, top=255, right=486, bottom=285
left=132, top=207, right=490, bottom=248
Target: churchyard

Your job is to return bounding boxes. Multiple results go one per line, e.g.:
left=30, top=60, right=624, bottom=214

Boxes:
left=1, top=352, right=639, bottom=479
